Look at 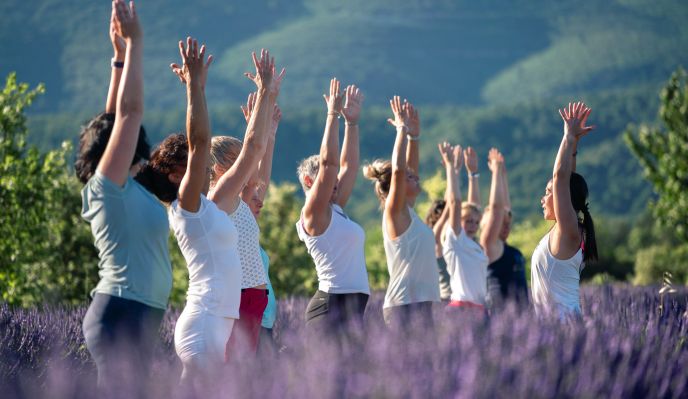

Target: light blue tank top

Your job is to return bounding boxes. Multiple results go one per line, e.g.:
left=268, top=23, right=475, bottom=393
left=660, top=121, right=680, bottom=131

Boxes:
left=260, top=247, right=277, bottom=328
left=81, top=172, right=172, bottom=309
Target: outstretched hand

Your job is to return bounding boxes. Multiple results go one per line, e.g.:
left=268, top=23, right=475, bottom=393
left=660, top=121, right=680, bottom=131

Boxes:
left=464, top=147, right=478, bottom=173
left=170, top=37, right=213, bottom=88
left=439, top=142, right=463, bottom=172
left=323, top=78, right=344, bottom=114
left=240, top=92, right=257, bottom=123
left=488, top=148, right=503, bottom=173
left=244, top=49, right=275, bottom=92
left=109, top=8, right=126, bottom=56
left=342, top=85, right=364, bottom=124
left=112, top=0, right=141, bottom=41
left=407, top=102, right=420, bottom=138
left=387, top=96, right=411, bottom=132
left=559, top=101, right=595, bottom=140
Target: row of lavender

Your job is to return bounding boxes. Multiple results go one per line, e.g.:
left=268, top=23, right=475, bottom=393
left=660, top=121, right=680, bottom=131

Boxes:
left=2, top=284, right=687, bottom=398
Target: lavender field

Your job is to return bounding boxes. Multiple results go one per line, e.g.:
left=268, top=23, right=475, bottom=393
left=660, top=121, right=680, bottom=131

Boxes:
left=2, top=284, right=687, bottom=398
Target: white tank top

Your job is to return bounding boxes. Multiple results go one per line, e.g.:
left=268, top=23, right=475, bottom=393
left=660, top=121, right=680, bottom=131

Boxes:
left=530, top=232, right=583, bottom=317
left=382, top=207, right=441, bottom=308
left=442, top=226, right=488, bottom=304
left=169, top=195, right=242, bottom=318
left=228, top=199, right=267, bottom=288
left=296, top=204, right=370, bottom=294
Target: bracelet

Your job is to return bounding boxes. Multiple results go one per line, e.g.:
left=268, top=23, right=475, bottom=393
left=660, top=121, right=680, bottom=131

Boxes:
left=111, top=58, right=124, bottom=68
left=469, top=172, right=480, bottom=178
left=407, top=134, right=419, bottom=142
left=345, top=121, right=358, bottom=127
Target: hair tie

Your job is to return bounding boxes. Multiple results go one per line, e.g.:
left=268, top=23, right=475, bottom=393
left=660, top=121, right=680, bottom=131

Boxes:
left=581, top=202, right=590, bottom=213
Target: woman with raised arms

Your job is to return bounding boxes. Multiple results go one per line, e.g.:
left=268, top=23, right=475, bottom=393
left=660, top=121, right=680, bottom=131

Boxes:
left=437, top=142, right=490, bottom=312
left=207, top=54, right=283, bottom=358
left=238, top=92, right=282, bottom=353
left=531, top=102, right=598, bottom=318
left=364, top=97, right=440, bottom=326
left=78, top=2, right=168, bottom=392
left=296, top=78, right=370, bottom=330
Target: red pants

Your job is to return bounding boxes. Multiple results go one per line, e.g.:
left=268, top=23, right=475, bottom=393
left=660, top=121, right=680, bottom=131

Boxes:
left=225, top=288, right=268, bottom=362
left=447, top=300, right=484, bottom=310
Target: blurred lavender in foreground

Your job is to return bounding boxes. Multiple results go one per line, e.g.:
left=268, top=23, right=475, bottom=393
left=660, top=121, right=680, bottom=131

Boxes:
left=1, top=284, right=687, bottom=398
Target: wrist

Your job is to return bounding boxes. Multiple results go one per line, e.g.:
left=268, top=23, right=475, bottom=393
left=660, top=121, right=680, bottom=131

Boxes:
left=407, top=134, right=419, bottom=142
left=469, top=172, right=480, bottom=178
left=344, top=119, right=358, bottom=126
left=327, top=110, right=340, bottom=118
left=111, top=58, right=124, bottom=68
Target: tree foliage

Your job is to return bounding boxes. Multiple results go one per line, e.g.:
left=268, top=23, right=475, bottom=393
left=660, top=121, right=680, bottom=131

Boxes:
left=0, top=73, right=98, bottom=306
left=625, top=68, right=688, bottom=241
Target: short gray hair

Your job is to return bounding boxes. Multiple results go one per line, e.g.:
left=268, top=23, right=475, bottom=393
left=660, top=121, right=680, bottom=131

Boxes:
left=297, top=154, right=320, bottom=193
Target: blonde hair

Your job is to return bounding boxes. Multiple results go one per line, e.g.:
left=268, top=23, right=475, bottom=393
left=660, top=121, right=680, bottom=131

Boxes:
left=296, top=154, right=320, bottom=193
left=461, top=202, right=482, bottom=220
left=363, top=159, right=392, bottom=205
left=209, top=136, right=242, bottom=187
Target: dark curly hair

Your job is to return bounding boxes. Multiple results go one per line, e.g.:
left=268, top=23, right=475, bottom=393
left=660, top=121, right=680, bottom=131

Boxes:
left=74, top=112, right=151, bottom=184
left=425, top=199, right=446, bottom=227
left=135, top=133, right=188, bottom=203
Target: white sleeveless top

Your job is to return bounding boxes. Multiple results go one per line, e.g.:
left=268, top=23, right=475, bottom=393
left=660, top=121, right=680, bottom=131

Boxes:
left=228, top=199, right=267, bottom=288
left=530, top=232, right=583, bottom=317
left=442, top=226, right=488, bottom=305
left=382, top=207, right=441, bottom=308
left=296, top=204, right=370, bottom=294
left=169, top=195, right=242, bottom=318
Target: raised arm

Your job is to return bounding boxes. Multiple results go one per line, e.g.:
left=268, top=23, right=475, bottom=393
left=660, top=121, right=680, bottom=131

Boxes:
left=208, top=50, right=277, bottom=213
left=97, top=0, right=144, bottom=187
left=552, top=102, right=594, bottom=253
left=239, top=94, right=281, bottom=203
left=502, top=158, right=511, bottom=211
left=384, top=96, right=413, bottom=239
left=105, top=8, right=126, bottom=113
left=464, top=147, right=481, bottom=206
left=336, top=85, right=364, bottom=208
left=406, top=102, right=420, bottom=191
left=433, top=203, right=450, bottom=246
left=255, top=103, right=280, bottom=201
left=302, top=78, right=343, bottom=235
left=439, top=142, right=464, bottom=236
left=169, top=37, right=213, bottom=212
left=480, top=148, right=506, bottom=261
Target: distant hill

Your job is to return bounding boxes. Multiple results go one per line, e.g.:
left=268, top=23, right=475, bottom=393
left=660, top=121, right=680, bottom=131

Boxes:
left=2, top=0, right=686, bottom=112
left=5, top=0, right=682, bottom=222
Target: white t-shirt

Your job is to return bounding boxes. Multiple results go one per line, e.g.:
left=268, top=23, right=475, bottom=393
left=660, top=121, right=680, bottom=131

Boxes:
left=228, top=199, right=268, bottom=288
left=382, top=207, right=441, bottom=308
left=296, top=204, right=370, bottom=294
left=169, top=195, right=242, bottom=318
left=531, top=232, right=583, bottom=317
left=442, top=226, right=488, bottom=305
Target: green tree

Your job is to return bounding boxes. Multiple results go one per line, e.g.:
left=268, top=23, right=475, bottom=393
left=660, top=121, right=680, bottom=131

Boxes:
left=0, top=73, right=98, bottom=306
left=258, top=182, right=316, bottom=297
left=624, top=68, right=688, bottom=241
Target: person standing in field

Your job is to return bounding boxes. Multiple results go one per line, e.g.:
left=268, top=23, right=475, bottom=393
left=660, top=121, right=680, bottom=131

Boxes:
left=531, top=102, right=598, bottom=318
left=206, top=55, right=284, bottom=359
left=296, top=79, right=370, bottom=331
left=237, top=92, right=282, bottom=354
left=437, top=142, right=490, bottom=314
left=364, top=97, right=440, bottom=326
left=77, top=1, right=170, bottom=393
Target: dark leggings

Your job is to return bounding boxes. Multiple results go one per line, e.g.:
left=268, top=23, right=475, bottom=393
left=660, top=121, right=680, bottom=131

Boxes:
left=305, top=290, right=369, bottom=330
left=82, top=293, right=164, bottom=394
left=383, top=301, right=434, bottom=329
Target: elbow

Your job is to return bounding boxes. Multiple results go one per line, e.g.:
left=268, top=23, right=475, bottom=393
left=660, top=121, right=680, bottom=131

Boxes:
left=246, top=136, right=267, bottom=155
left=320, top=154, right=339, bottom=169
left=118, top=98, right=144, bottom=117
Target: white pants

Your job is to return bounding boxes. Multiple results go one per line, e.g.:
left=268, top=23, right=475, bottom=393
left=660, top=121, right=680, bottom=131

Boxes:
left=175, top=303, right=235, bottom=366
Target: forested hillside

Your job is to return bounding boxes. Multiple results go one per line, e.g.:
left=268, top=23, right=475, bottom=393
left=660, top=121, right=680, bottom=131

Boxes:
left=3, top=0, right=686, bottom=223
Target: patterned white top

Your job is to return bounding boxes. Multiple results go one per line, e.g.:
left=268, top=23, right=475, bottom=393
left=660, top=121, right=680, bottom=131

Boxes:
left=228, top=199, right=268, bottom=288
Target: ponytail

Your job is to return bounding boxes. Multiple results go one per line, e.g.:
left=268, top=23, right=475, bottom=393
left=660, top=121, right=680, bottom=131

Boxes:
left=580, top=204, right=598, bottom=263
left=570, top=173, right=597, bottom=263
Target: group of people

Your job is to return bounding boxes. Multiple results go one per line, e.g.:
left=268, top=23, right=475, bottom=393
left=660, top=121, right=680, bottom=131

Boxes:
left=75, top=0, right=599, bottom=393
